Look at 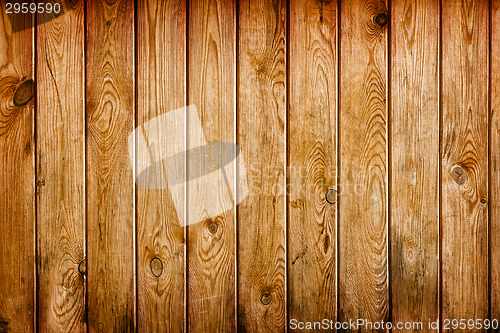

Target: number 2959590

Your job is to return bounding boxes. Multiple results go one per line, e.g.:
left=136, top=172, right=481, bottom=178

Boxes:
left=5, top=2, right=61, bottom=14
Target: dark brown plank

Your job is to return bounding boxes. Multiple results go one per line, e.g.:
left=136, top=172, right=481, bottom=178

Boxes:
left=441, top=0, right=489, bottom=330
left=338, top=0, right=389, bottom=330
left=288, top=0, right=337, bottom=328
left=238, top=0, right=287, bottom=331
left=0, top=2, right=35, bottom=332
left=36, top=0, right=86, bottom=331
left=86, top=0, right=136, bottom=331
left=187, top=0, right=236, bottom=331
left=390, top=0, right=439, bottom=331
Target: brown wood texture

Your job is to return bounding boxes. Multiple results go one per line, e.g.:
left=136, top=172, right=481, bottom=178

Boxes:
left=288, top=0, right=337, bottom=328
left=0, top=2, right=35, bottom=332
left=492, top=0, right=500, bottom=324
left=187, top=0, right=236, bottom=331
left=390, top=0, right=439, bottom=331
left=136, top=0, right=186, bottom=331
left=338, top=0, right=389, bottom=329
left=86, top=0, right=136, bottom=331
left=441, top=0, right=489, bottom=328
left=36, top=1, right=86, bottom=331
left=237, top=0, right=287, bottom=331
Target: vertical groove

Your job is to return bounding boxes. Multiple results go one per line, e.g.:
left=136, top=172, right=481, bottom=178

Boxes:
left=184, top=1, right=189, bottom=331
left=83, top=0, right=88, bottom=330
left=235, top=0, right=239, bottom=329
left=437, top=0, right=443, bottom=331
left=335, top=0, right=341, bottom=326
left=133, top=0, right=138, bottom=331
left=386, top=0, right=392, bottom=328
left=33, top=5, right=38, bottom=332
left=285, top=0, right=290, bottom=331
left=488, top=0, right=492, bottom=326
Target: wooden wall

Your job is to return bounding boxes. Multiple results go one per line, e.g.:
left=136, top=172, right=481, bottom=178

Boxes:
left=0, top=0, right=498, bottom=332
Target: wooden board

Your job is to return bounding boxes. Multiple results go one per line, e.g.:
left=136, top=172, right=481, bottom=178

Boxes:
left=36, top=1, right=86, bottom=331
left=86, top=0, right=136, bottom=331
left=288, top=0, right=337, bottom=327
left=136, top=0, right=186, bottom=331
left=440, top=0, right=489, bottom=328
left=0, top=3, right=35, bottom=332
left=492, top=0, right=500, bottom=324
left=390, top=0, right=439, bottom=330
left=338, top=0, right=389, bottom=328
left=187, top=0, right=236, bottom=331
left=237, top=0, right=287, bottom=331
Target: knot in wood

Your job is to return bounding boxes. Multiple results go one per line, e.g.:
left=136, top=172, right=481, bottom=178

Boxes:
left=325, top=189, right=337, bottom=204
left=260, top=292, right=272, bottom=305
left=13, top=79, right=34, bottom=107
left=150, top=257, right=163, bottom=277
left=78, top=259, right=86, bottom=275
left=451, top=166, right=467, bottom=185
left=207, top=221, right=218, bottom=234
left=375, top=13, right=388, bottom=27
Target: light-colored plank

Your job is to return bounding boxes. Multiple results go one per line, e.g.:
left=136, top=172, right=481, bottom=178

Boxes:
left=187, top=0, right=236, bottom=331
left=136, top=0, right=186, bottom=331
left=288, top=0, right=337, bottom=327
left=238, top=0, right=287, bottom=331
left=441, top=0, right=489, bottom=328
left=0, top=3, right=35, bottom=332
left=86, top=0, right=136, bottom=331
left=390, top=0, right=439, bottom=331
left=36, top=1, right=86, bottom=331
left=338, top=0, right=389, bottom=328
left=492, top=0, right=500, bottom=324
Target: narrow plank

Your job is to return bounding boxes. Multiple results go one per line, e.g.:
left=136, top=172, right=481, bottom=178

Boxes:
left=86, top=0, right=136, bottom=331
left=0, top=3, right=35, bottom=332
left=441, top=0, right=489, bottom=329
left=36, top=1, right=86, bottom=331
left=187, top=0, right=236, bottom=331
left=338, top=0, right=389, bottom=329
left=390, top=0, right=439, bottom=331
left=136, top=0, right=186, bottom=331
left=238, top=0, right=287, bottom=331
left=492, top=0, right=500, bottom=324
left=288, top=0, right=337, bottom=328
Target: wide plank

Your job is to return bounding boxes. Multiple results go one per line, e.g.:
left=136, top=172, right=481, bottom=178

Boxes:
left=86, top=0, right=136, bottom=331
left=288, top=0, right=337, bottom=328
left=390, top=0, right=439, bottom=331
left=338, top=0, right=389, bottom=329
left=0, top=2, right=35, bottom=332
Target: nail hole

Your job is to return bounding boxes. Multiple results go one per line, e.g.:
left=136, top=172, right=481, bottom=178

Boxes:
left=150, top=257, right=163, bottom=278
left=481, top=198, right=487, bottom=204
left=13, top=79, right=34, bottom=107
left=260, top=292, right=272, bottom=305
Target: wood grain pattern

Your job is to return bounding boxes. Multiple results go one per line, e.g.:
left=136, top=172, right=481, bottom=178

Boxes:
left=492, top=0, right=500, bottom=324
left=36, top=1, right=86, bottom=331
left=86, top=0, right=135, bottom=331
left=288, top=0, right=337, bottom=327
left=441, top=0, right=489, bottom=328
left=188, top=0, right=236, bottom=331
left=338, top=0, right=389, bottom=329
left=0, top=3, right=35, bottom=332
left=136, top=0, right=186, bottom=331
left=238, top=0, right=286, bottom=331
left=390, top=0, right=439, bottom=331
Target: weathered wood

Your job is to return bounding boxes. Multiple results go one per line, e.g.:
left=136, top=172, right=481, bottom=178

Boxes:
left=187, top=0, right=236, bottom=331
left=136, top=0, right=186, bottom=331
left=36, top=1, right=86, bottom=331
left=288, top=0, right=337, bottom=328
left=238, top=0, right=287, bottom=331
left=492, top=0, right=500, bottom=324
left=390, top=0, right=439, bottom=331
left=441, top=0, right=489, bottom=328
left=0, top=3, right=35, bottom=332
left=338, top=0, right=389, bottom=329
left=86, top=0, right=135, bottom=331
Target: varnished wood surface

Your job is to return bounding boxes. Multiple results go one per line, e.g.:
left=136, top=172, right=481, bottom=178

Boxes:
left=36, top=1, right=86, bottom=331
left=0, top=2, right=35, bottom=332
left=288, top=0, right=337, bottom=329
left=390, top=0, right=439, bottom=331
left=441, top=0, right=489, bottom=329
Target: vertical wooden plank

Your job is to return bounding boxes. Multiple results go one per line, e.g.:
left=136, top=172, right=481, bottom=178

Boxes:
left=288, top=0, right=337, bottom=327
left=0, top=2, right=35, bottom=332
left=238, top=0, right=286, bottom=331
left=441, top=0, right=489, bottom=328
left=136, top=0, right=186, bottom=331
left=390, top=0, right=439, bottom=330
left=36, top=0, right=86, bottom=331
left=86, top=0, right=135, bottom=331
left=492, top=0, right=500, bottom=324
left=338, top=0, right=389, bottom=329
left=187, top=0, right=236, bottom=332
